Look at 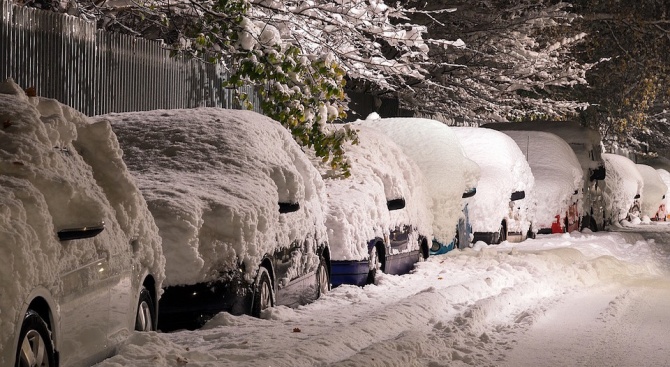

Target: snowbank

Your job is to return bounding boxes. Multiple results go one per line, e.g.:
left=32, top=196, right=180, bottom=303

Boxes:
left=358, top=116, right=479, bottom=245
left=602, top=153, right=644, bottom=222
left=314, top=124, right=433, bottom=260
left=502, top=131, right=582, bottom=229
left=636, top=164, right=667, bottom=218
left=452, top=127, right=535, bottom=235
left=0, top=79, right=164, bottom=365
left=99, top=109, right=328, bottom=286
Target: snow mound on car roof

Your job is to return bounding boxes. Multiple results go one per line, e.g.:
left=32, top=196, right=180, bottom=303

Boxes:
left=502, top=131, right=583, bottom=228
left=636, top=164, right=667, bottom=218
left=602, top=153, right=644, bottom=222
left=315, top=125, right=433, bottom=260
left=453, top=127, right=535, bottom=234
left=357, top=116, right=479, bottom=245
left=100, top=109, right=328, bottom=286
left=0, top=78, right=164, bottom=365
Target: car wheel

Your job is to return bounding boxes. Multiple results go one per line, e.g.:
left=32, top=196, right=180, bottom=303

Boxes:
left=251, top=267, right=273, bottom=317
left=135, top=287, right=156, bottom=331
left=16, top=310, right=55, bottom=367
left=316, top=257, right=330, bottom=298
left=367, top=246, right=381, bottom=285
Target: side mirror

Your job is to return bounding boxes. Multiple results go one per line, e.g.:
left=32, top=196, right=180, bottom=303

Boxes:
left=590, top=166, right=606, bottom=181
left=387, top=198, right=406, bottom=211
left=279, top=202, right=300, bottom=214
left=573, top=189, right=579, bottom=195
left=510, top=191, right=525, bottom=201
left=462, top=188, right=477, bottom=198
left=634, top=194, right=640, bottom=200
left=57, top=222, right=105, bottom=241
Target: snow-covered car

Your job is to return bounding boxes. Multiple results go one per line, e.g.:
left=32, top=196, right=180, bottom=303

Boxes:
left=654, top=169, right=670, bottom=221
left=602, top=153, right=643, bottom=224
left=0, top=79, right=165, bottom=366
left=453, top=127, right=535, bottom=244
left=360, top=116, right=480, bottom=253
left=102, top=108, right=330, bottom=330
left=484, top=121, right=607, bottom=231
left=636, top=164, right=668, bottom=221
left=500, top=131, right=583, bottom=234
left=315, top=125, right=433, bottom=286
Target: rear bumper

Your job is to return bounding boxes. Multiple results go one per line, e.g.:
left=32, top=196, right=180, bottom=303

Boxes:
left=331, top=260, right=370, bottom=287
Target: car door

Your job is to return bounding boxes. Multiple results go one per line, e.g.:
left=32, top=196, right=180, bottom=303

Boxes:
left=57, top=230, right=113, bottom=367
left=106, top=237, right=136, bottom=346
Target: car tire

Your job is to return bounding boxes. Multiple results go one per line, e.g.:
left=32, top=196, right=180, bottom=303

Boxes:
left=367, top=246, right=381, bottom=285
left=135, top=286, right=156, bottom=331
left=16, top=310, right=55, bottom=367
left=251, top=267, right=273, bottom=317
left=316, top=257, right=330, bottom=298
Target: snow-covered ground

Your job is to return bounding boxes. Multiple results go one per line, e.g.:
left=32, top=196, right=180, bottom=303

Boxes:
left=94, top=223, right=670, bottom=367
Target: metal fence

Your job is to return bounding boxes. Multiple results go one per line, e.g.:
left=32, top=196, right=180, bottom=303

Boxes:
left=0, top=0, right=260, bottom=116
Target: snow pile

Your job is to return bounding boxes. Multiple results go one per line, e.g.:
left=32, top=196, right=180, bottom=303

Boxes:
left=0, top=78, right=164, bottom=365
left=502, top=131, right=583, bottom=228
left=93, top=230, right=666, bottom=367
left=636, top=164, right=667, bottom=218
left=314, top=125, right=433, bottom=260
left=602, top=153, right=644, bottom=222
left=99, top=109, right=328, bottom=286
left=358, top=115, right=479, bottom=245
left=452, top=127, right=535, bottom=234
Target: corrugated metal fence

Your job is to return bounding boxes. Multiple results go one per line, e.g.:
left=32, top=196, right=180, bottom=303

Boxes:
left=0, top=0, right=260, bottom=116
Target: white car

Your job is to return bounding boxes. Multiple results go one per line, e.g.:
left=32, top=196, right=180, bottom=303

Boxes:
left=453, top=127, right=535, bottom=244
left=315, top=124, right=433, bottom=286
left=500, top=131, right=583, bottom=234
left=0, top=79, right=164, bottom=366
left=102, top=108, right=330, bottom=331
left=602, top=153, right=643, bottom=223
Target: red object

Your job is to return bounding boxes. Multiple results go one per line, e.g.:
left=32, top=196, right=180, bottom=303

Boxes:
left=551, top=215, right=563, bottom=233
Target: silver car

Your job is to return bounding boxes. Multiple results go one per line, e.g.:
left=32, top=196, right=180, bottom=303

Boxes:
left=0, top=79, right=164, bottom=367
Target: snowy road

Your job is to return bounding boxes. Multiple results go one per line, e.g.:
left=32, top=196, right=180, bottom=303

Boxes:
left=95, top=226, right=670, bottom=367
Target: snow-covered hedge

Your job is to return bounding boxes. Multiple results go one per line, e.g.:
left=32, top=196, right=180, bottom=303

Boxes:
left=502, top=131, right=582, bottom=229
left=636, top=164, right=667, bottom=219
left=602, top=153, right=643, bottom=222
left=452, top=127, right=535, bottom=235
left=358, top=116, right=479, bottom=245
left=99, top=109, right=328, bottom=287
left=315, top=125, right=433, bottom=260
left=0, top=79, right=164, bottom=365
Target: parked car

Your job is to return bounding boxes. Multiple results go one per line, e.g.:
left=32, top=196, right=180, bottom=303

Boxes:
left=102, top=108, right=330, bottom=331
left=452, top=127, right=535, bottom=244
left=360, top=116, right=480, bottom=253
left=602, top=153, right=643, bottom=224
left=314, top=125, right=433, bottom=286
left=0, top=79, right=164, bottom=366
left=654, top=169, right=670, bottom=221
left=484, top=121, right=607, bottom=231
left=636, top=164, right=668, bottom=221
left=499, top=131, right=583, bottom=234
